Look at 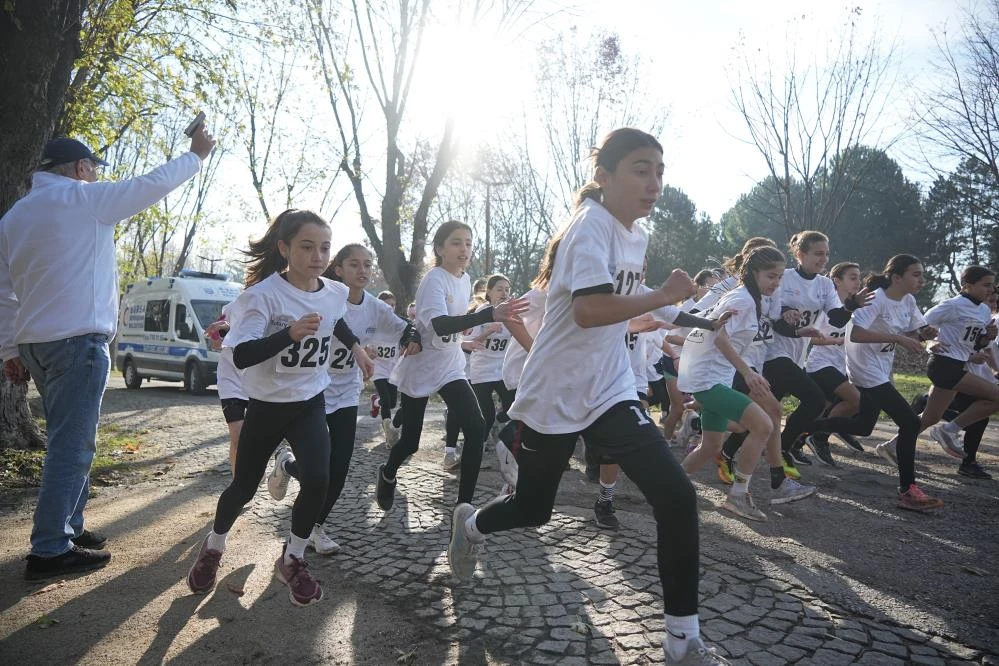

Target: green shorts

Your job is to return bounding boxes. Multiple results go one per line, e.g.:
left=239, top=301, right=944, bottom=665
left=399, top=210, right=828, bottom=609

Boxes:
left=692, top=384, right=753, bottom=433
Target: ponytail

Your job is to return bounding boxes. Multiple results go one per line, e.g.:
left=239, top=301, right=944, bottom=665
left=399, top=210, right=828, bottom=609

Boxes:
left=864, top=254, right=922, bottom=291
left=573, top=182, right=603, bottom=209
left=243, top=209, right=328, bottom=287
left=723, top=236, right=777, bottom=276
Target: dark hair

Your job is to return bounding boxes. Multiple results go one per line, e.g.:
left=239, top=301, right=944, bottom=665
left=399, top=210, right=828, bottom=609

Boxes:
left=323, top=243, right=369, bottom=282
left=723, top=237, right=777, bottom=275
left=486, top=273, right=510, bottom=291
left=829, top=262, right=860, bottom=281
left=789, top=230, right=828, bottom=257
left=432, top=220, right=473, bottom=267
left=534, top=129, right=663, bottom=289
left=864, top=254, right=922, bottom=291
left=740, top=246, right=786, bottom=318
left=244, top=209, right=329, bottom=287
left=693, top=269, right=717, bottom=286
left=572, top=128, right=663, bottom=209
left=960, top=265, right=995, bottom=287
left=377, top=290, right=395, bottom=302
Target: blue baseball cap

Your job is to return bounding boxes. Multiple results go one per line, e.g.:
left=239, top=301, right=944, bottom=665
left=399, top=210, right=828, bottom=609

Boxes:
left=40, top=138, right=109, bottom=168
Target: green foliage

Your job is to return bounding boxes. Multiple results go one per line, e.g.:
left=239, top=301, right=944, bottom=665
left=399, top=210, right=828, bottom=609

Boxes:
left=645, top=185, right=725, bottom=286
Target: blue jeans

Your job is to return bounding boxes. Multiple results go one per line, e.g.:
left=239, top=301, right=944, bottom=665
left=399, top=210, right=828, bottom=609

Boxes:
left=20, top=334, right=110, bottom=557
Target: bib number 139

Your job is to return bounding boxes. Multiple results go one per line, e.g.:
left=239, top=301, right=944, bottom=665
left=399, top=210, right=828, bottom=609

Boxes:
left=279, top=336, right=331, bottom=371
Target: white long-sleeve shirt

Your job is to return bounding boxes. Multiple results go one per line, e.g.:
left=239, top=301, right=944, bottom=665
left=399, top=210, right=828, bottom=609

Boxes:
left=0, top=152, right=201, bottom=360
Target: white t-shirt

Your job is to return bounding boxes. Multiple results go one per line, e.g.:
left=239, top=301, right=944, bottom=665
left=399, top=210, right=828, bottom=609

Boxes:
left=391, top=267, right=471, bottom=398
left=508, top=200, right=646, bottom=433
left=677, top=286, right=760, bottom=393
left=645, top=328, right=668, bottom=382
left=324, top=290, right=409, bottom=413
left=923, top=294, right=993, bottom=363
left=225, top=274, right=348, bottom=403
left=845, top=288, right=926, bottom=389
left=371, top=338, right=401, bottom=381
left=502, top=288, right=547, bottom=391
left=968, top=314, right=999, bottom=382
left=694, top=275, right=738, bottom=315
left=215, top=301, right=247, bottom=401
left=805, top=311, right=847, bottom=375
left=626, top=330, right=648, bottom=394
left=745, top=292, right=781, bottom=372
left=468, top=303, right=513, bottom=384
left=768, top=269, right=843, bottom=365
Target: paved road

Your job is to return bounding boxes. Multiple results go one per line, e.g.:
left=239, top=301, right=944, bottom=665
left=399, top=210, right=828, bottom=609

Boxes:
left=2, top=376, right=995, bottom=665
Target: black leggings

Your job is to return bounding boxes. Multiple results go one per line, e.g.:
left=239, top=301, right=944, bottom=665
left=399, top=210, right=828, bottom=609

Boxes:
left=476, top=401, right=699, bottom=616
left=214, top=393, right=329, bottom=539
left=763, top=356, right=826, bottom=452
left=845, top=383, right=920, bottom=490
left=386, top=380, right=485, bottom=504
left=286, top=405, right=358, bottom=526
left=473, top=380, right=515, bottom=434
left=374, top=379, right=398, bottom=421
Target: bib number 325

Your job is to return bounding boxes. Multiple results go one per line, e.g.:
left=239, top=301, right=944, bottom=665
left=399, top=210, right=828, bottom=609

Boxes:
left=278, top=336, right=331, bottom=372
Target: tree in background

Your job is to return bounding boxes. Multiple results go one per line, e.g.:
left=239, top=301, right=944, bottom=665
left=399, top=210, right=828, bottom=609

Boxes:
left=1, top=0, right=85, bottom=450
left=729, top=8, right=896, bottom=238
left=645, top=185, right=724, bottom=287
left=918, top=1, right=999, bottom=191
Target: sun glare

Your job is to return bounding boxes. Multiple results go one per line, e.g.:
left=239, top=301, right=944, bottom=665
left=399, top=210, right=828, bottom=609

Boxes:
left=409, top=22, right=532, bottom=151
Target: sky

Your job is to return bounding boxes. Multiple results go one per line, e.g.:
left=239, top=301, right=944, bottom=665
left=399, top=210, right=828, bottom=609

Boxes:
left=194, top=0, right=971, bottom=270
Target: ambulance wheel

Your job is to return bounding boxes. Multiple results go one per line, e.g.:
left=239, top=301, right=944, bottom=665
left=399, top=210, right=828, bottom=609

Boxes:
left=185, top=361, right=207, bottom=395
left=123, top=359, right=142, bottom=389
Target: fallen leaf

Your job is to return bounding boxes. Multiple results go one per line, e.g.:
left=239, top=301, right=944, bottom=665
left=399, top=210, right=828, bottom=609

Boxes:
left=962, top=565, right=988, bottom=577
left=28, top=581, right=66, bottom=596
left=396, top=648, right=417, bottom=664
left=35, top=615, right=59, bottom=628
left=198, top=511, right=212, bottom=518
left=225, top=582, right=245, bottom=597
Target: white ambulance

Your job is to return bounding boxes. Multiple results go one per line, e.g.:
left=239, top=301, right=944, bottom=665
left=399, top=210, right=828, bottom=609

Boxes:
left=115, top=270, right=242, bottom=393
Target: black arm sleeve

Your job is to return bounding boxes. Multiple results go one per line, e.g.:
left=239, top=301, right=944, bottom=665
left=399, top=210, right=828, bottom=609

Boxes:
left=333, top=318, right=360, bottom=349
left=772, top=318, right=798, bottom=338
left=399, top=319, right=421, bottom=347
left=431, top=306, right=495, bottom=337
left=826, top=307, right=853, bottom=328
left=672, top=311, right=718, bottom=331
left=233, top=328, right=294, bottom=369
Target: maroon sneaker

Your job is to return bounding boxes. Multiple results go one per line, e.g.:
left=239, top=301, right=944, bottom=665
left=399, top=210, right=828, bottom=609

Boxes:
left=186, top=536, right=222, bottom=594
left=275, top=543, right=323, bottom=606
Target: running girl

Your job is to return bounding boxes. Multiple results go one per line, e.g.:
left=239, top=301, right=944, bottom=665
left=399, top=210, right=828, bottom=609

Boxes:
left=267, top=244, right=418, bottom=555
left=371, top=290, right=405, bottom=445
left=467, top=274, right=516, bottom=446
left=376, top=221, right=528, bottom=512
left=205, top=303, right=246, bottom=475
left=186, top=209, right=350, bottom=606
left=764, top=231, right=870, bottom=469
left=844, top=255, right=943, bottom=512
left=679, top=246, right=816, bottom=521
left=445, top=128, right=728, bottom=665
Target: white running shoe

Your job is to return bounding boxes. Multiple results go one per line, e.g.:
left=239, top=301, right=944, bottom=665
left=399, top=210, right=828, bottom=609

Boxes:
left=308, top=524, right=341, bottom=555
left=876, top=436, right=898, bottom=466
left=447, top=503, right=480, bottom=581
left=382, top=419, right=400, bottom=448
left=267, top=446, right=294, bottom=500
left=663, top=636, right=732, bottom=664
left=443, top=449, right=461, bottom=471
left=495, top=439, right=519, bottom=487
left=770, top=477, right=817, bottom=504
left=928, top=424, right=964, bottom=459
left=676, top=409, right=695, bottom=449
left=722, top=491, right=768, bottom=522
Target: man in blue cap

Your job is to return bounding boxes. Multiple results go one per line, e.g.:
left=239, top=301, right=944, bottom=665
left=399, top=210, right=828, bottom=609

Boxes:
left=0, top=125, right=216, bottom=580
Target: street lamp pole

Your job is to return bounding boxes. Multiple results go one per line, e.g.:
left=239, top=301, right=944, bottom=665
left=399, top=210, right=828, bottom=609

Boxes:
left=471, top=176, right=509, bottom=275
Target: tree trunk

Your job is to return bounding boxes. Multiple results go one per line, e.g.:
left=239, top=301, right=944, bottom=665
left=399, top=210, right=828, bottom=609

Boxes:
left=0, top=0, right=84, bottom=450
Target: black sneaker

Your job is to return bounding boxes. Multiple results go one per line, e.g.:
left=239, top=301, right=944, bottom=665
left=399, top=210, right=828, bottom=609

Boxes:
left=804, top=435, right=836, bottom=467
left=585, top=464, right=599, bottom=483
left=834, top=432, right=865, bottom=452
left=25, top=545, right=111, bottom=581
left=376, top=464, right=396, bottom=511
left=71, top=529, right=107, bottom=550
left=789, top=445, right=813, bottom=465
left=594, top=499, right=620, bottom=530
left=958, top=461, right=992, bottom=479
